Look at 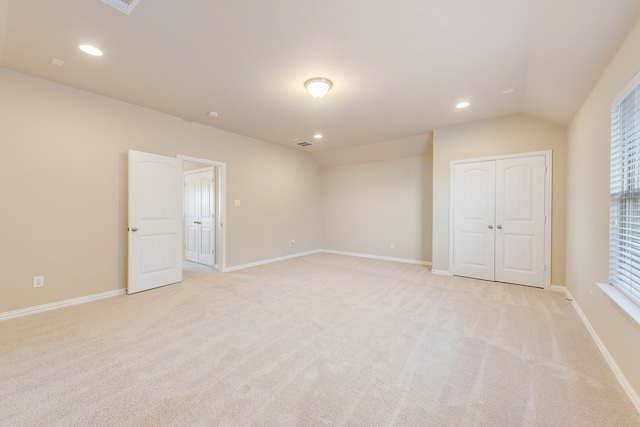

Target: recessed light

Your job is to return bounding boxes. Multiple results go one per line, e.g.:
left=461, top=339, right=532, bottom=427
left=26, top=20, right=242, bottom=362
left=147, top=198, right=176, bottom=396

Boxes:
left=313, top=133, right=323, bottom=139
left=456, top=101, right=470, bottom=109
left=51, top=58, right=64, bottom=66
left=502, top=89, right=515, bottom=95
left=79, top=45, right=103, bottom=56
left=207, top=111, right=218, bottom=118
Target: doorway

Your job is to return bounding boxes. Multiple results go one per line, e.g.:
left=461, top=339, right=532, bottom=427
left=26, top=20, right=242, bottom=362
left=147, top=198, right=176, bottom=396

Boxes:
left=180, top=155, right=226, bottom=273
left=128, top=151, right=226, bottom=295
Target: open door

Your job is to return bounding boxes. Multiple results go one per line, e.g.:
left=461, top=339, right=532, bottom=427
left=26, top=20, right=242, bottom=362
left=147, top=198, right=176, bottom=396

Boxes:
left=128, top=150, right=183, bottom=294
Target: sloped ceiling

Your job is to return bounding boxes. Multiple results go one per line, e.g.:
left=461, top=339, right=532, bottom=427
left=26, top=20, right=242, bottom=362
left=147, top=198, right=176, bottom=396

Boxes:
left=1, top=0, right=639, bottom=153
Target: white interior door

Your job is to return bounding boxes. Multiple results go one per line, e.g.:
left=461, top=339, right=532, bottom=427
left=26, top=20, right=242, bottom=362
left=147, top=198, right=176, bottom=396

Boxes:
left=197, top=171, right=215, bottom=266
left=128, top=150, right=183, bottom=294
left=453, top=161, right=496, bottom=281
left=184, top=169, right=215, bottom=267
left=184, top=173, right=199, bottom=263
left=495, top=156, right=545, bottom=287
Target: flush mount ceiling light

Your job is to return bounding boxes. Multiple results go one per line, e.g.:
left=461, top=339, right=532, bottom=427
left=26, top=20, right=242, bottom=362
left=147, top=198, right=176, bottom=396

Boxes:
left=313, top=133, right=323, bottom=139
left=456, top=101, right=470, bottom=109
left=79, top=45, right=103, bottom=56
left=304, top=77, right=333, bottom=98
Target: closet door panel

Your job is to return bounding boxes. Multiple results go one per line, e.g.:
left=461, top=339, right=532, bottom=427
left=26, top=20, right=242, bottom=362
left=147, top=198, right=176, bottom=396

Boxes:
left=453, top=161, right=496, bottom=281
left=494, top=156, right=545, bottom=288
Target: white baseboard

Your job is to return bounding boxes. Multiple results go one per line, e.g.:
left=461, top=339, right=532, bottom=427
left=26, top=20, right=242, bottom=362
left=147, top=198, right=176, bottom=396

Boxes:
left=431, top=269, right=451, bottom=276
left=320, top=249, right=431, bottom=267
left=563, top=287, right=640, bottom=414
left=0, top=289, right=126, bottom=322
left=224, top=250, right=323, bottom=272
left=550, top=284, right=568, bottom=293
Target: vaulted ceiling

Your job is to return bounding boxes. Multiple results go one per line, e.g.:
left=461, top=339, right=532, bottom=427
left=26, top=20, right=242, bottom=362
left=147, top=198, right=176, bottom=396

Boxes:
left=1, top=0, right=639, bottom=153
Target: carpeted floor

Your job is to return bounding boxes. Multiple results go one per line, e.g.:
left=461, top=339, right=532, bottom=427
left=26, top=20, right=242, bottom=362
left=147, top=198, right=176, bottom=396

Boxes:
left=1, top=253, right=639, bottom=426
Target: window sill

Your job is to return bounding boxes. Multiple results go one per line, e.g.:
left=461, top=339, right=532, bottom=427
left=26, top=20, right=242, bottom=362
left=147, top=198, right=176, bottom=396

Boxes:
left=596, top=282, right=640, bottom=326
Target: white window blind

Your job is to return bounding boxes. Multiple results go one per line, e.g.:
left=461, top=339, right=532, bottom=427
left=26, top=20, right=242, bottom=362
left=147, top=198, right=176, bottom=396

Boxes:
left=610, top=81, right=640, bottom=305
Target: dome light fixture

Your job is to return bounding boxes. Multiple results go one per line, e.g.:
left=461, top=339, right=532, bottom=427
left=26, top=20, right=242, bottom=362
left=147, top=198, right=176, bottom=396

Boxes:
left=456, top=101, right=470, bottom=109
left=304, top=77, right=333, bottom=98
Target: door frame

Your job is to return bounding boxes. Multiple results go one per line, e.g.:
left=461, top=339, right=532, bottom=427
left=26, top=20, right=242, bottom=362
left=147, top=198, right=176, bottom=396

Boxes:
left=448, top=150, right=552, bottom=289
left=178, top=155, right=227, bottom=273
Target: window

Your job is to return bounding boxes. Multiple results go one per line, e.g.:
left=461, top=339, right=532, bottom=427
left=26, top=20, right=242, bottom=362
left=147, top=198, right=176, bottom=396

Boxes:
left=610, top=76, right=640, bottom=305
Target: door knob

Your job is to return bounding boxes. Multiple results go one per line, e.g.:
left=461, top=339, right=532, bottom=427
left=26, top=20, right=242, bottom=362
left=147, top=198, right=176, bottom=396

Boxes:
left=497, top=225, right=502, bottom=229
left=488, top=225, right=493, bottom=229
left=194, top=221, right=202, bottom=224
left=131, top=227, right=138, bottom=232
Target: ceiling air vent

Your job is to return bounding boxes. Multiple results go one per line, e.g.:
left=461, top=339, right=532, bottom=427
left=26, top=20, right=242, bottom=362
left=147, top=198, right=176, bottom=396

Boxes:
left=99, top=0, right=141, bottom=15
left=296, top=141, right=313, bottom=147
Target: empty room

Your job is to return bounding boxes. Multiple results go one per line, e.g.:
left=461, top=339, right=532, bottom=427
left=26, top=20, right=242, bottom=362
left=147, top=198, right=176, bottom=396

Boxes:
left=1, top=0, right=640, bottom=425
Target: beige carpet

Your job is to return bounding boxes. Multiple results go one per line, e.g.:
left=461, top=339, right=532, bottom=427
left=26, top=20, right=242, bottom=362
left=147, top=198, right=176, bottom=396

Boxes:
left=1, top=253, right=639, bottom=426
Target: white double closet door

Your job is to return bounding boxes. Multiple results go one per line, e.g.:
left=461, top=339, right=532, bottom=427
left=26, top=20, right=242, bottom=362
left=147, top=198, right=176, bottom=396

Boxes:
left=453, top=155, right=547, bottom=288
left=184, top=169, right=215, bottom=267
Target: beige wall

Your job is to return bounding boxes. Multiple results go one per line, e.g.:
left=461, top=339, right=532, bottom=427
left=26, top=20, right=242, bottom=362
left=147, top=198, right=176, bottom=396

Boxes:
left=314, top=134, right=431, bottom=168
left=432, top=114, right=567, bottom=286
left=322, top=152, right=433, bottom=262
left=0, top=68, right=322, bottom=313
left=566, top=17, right=640, bottom=400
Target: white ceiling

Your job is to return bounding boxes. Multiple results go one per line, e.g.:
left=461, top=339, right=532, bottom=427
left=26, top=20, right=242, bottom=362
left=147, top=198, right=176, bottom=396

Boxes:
left=1, top=0, right=639, bottom=153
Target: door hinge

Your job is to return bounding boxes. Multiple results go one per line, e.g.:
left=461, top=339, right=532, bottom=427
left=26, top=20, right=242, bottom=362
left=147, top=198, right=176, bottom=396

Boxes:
left=544, top=264, right=547, bottom=271
left=544, top=166, right=548, bottom=174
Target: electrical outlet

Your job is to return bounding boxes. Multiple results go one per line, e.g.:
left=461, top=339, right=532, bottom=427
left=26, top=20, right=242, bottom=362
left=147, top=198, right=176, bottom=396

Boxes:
left=290, top=239, right=295, bottom=247
left=33, top=276, right=44, bottom=288
left=390, top=242, right=395, bottom=249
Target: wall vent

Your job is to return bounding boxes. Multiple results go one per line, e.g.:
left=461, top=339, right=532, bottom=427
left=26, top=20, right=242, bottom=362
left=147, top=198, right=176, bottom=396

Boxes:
left=99, top=0, right=141, bottom=15
left=295, top=141, right=313, bottom=147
